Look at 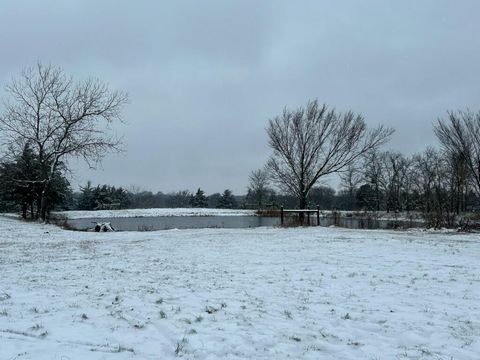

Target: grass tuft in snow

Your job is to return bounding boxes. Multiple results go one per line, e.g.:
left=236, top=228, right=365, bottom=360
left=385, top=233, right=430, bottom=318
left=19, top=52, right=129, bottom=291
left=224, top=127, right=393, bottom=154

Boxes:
left=174, top=336, right=188, bottom=356
left=29, top=323, right=43, bottom=331
left=205, top=305, right=218, bottom=314
left=304, top=344, right=322, bottom=352
left=347, top=339, right=361, bottom=346
left=111, top=345, right=135, bottom=353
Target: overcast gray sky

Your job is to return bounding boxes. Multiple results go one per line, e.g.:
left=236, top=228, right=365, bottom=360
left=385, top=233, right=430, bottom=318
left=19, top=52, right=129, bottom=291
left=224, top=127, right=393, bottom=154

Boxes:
left=1, top=0, right=479, bottom=194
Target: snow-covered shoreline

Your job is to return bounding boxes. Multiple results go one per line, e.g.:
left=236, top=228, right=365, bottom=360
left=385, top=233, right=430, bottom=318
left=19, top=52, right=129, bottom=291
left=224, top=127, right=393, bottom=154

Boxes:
left=53, top=207, right=256, bottom=219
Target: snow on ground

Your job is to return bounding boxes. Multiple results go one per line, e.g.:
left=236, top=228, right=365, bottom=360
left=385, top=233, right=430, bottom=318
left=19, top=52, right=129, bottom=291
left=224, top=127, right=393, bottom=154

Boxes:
left=53, top=208, right=256, bottom=219
left=0, top=216, right=479, bottom=359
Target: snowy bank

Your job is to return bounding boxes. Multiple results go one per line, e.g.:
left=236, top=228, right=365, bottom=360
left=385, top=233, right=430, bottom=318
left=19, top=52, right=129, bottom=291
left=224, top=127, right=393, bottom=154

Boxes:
left=53, top=207, right=256, bottom=219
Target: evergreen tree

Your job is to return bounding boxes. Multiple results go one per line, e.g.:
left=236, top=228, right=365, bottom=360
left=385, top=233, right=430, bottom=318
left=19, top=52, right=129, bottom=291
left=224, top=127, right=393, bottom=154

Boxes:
left=77, top=182, right=130, bottom=210
left=43, top=168, right=72, bottom=214
left=0, top=143, right=71, bottom=218
left=3, top=144, right=41, bottom=217
left=207, top=193, right=222, bottom=208
left=218, top=189, right=237, bottom=209
left=191, top=188, right=208, bottom=208
left=0, top=161, right=20, bottom=213
left=78, top=181, right=95, bottom=210
left=356, top=184, right=377, bottom=211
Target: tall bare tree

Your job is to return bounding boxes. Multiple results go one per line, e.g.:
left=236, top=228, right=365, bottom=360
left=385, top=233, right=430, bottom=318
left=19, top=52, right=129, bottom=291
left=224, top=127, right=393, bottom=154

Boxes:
left=363, top=150, right=385, bottom=211
left=411, top=148, right=455, bottom=227
left=446, top=150, right=470, bottom=213
left=266, top=99, right=393, bottom=208
left=246, top=168, right=272, bottom=208
left=435, top=110, right=480, bottom=197
left=0, top=63, right=128, bottom=220
left=381, top=152, right=409, bottom=213
left=339, top=163, right=362, bottom=208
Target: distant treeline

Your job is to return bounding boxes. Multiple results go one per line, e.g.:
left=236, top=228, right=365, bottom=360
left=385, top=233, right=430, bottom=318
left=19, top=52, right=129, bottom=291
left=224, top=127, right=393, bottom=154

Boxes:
left=246, top=148, right=480, bottom=228
left=2, top=150, right=480, bottom=229
left=2, top=100, right=480, bottom=230
left=72, top=184, right=241, bottom=211
left=2, top=158, right=480, bottom=228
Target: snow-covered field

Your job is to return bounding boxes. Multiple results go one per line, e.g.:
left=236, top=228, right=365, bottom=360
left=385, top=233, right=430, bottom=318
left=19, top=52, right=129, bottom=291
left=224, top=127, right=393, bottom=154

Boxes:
left=53, top=208, right=256, bottom=219
left=1, top=217, right=479, bottom=359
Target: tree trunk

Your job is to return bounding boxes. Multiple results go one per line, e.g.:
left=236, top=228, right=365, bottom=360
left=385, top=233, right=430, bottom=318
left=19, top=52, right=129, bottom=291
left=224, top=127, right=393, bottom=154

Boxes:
left=298, top=192, right=308, bottom=225
left=21, top=203, right=27, bottom=219
left=299, top=192, right=307, bottom=209
left=39, top=181, right=50, bottom=221
left=36, top=196, right=41, bottom=219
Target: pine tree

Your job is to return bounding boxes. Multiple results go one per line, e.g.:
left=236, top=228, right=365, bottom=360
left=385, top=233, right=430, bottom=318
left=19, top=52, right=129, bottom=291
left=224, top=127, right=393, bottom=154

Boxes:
left=0, top=144, right=41, bottom=217
left=192, top=188, right=208, bottom=208
left=78, top=182, right=130, bottom=210
left=78, top=181, right=95, bottom=210
left=217, top=189, right=237, bottom=209
left=0, top=143, right=71, bottom=218
left=15, top=144, right=41, bottom=218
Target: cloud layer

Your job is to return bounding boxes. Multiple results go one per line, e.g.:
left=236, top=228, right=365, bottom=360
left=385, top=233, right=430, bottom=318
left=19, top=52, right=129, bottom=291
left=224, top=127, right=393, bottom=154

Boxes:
left=1, top=0, right=479, bottom=193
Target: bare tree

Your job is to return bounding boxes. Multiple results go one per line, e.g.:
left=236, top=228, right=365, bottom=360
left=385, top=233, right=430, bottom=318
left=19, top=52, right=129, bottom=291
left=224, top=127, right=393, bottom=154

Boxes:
left=399, top=155, right=415, bottom=212
left=0, top=63, right=128, bottom=220
left=435, top=110, right=480, bottom=197
left=446, top=150, right=470, bottom=213
left=381, top=152, right=409, bottom=213
left=246, top=168, right=273, bottom=208
left=267, top=99, right=393, bottom=208
left=339, top=163, right=362, bottom=208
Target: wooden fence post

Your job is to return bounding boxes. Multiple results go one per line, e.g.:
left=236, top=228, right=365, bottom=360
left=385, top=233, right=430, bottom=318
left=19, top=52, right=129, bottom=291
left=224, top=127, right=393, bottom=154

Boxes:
left=280, top=206, right=284, bottom=226
left=317, top=205, right=320, bottom=226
